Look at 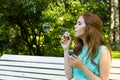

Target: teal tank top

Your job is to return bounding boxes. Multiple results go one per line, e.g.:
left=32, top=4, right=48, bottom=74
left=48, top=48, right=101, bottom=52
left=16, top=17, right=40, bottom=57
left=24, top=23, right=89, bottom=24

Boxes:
left=72, top=45, right=107, bottom=80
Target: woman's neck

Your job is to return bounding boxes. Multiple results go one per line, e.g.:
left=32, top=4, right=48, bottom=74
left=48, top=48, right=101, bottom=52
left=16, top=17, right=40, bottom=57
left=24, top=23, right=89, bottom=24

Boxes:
left=81, top=36, right=88, bottom=48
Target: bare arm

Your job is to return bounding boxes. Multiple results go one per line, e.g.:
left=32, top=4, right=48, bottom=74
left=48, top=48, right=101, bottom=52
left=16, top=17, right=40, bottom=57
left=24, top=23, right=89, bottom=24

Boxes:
left=64, top=49, right=73, bottom=80
left=69, top=48, right=111, bottom=80
left=61, top=32, right=73, bottom=80
left=99, top=48, right=111, bottom=80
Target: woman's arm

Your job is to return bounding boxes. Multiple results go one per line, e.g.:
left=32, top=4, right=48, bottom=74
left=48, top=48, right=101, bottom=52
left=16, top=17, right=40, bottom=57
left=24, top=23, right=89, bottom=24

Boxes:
left=64, top=49, right=73, bottom=80
left=61, top=33, right=73, bottom=80
left=69, top=48, right=111, bottom=80
left=99, top=48, right=111, bottom=80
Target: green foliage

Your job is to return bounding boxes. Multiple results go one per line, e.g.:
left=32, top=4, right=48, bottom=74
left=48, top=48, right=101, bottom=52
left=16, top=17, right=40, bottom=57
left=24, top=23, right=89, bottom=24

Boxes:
left=0, top=0, right=111, bottom=57
left=0, top=0, right=53, bottom=56
left=112, top=51, right=120, bottom=59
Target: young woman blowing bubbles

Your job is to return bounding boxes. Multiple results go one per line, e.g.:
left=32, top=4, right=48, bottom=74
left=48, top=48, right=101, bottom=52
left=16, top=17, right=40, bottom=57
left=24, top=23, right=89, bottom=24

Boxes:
left=61, top=13, right=111, bottom=80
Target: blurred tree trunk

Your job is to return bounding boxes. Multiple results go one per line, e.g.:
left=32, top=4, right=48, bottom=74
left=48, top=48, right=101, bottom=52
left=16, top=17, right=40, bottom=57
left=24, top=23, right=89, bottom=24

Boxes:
left=110, top=0, right=120, bottom=50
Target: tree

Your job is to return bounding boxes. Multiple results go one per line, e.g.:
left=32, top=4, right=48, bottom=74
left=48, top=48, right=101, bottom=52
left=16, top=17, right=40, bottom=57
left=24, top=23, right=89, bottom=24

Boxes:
left=110, top=0, right=120, bottom=50
left=0, top=0, right=56, bottom=56
left=0, top=0, right=113, bottom=57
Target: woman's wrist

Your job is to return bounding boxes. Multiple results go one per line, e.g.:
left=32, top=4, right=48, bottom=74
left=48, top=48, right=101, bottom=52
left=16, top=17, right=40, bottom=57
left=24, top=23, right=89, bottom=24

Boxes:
left=63, top=46, right=70, bottom=51
left=78, top=62, right=85, bottom=70
left=64, top=48, right=69, bottom=56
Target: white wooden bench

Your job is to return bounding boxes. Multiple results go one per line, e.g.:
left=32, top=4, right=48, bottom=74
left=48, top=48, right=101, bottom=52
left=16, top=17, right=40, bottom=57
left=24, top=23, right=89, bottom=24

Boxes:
left=110, top=59, right=120, bottom=80
left=0, top=54, right=120, bottom=80
left=0, top=54, right=66, bottom=80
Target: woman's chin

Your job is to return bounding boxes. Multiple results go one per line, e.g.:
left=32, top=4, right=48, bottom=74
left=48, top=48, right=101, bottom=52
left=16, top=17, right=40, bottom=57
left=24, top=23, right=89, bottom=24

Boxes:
left=74, top=35, right=80, bottom=38
left=74, top=34, right=83, bottom=38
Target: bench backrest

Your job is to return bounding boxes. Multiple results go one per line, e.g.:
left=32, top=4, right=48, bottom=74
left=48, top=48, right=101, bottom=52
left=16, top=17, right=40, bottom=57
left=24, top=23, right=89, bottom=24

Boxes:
left=0, top=54, right=120, bottom=80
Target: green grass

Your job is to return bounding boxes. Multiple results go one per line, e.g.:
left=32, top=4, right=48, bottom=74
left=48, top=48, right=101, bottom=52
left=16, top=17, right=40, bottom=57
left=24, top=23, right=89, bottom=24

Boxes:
left=112, top=51, right=120, bottom=59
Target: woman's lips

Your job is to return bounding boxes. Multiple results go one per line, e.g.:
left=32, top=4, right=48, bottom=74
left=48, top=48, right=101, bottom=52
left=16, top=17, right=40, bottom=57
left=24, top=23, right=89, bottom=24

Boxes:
left=74, top=29, right=77, bottom=32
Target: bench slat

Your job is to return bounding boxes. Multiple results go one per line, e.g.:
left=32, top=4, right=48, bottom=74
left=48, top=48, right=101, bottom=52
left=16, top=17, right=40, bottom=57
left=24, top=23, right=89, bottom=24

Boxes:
left=111, top=60, right=120, bottom=68
left=0, top=70, right=67, bottom=80
left=0, top=61, right=64, bottom=69
left=1, top=54, right=64, bottom=64
left=0, top=75, right=38, bottom=80
left=110, top=67, right=120, bottom=74
left=109, top=74, right=120, bottom=80
left=0, top=66, right=65, bottom=75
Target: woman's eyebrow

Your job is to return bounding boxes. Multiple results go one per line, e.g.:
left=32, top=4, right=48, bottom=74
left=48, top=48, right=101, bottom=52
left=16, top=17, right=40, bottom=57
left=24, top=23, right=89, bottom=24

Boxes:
left=78, top=21, right=81, bottom=23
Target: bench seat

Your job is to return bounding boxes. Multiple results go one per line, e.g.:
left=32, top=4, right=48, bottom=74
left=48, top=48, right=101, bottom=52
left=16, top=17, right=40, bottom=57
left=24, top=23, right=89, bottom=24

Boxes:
left=0, top=54, right=120, bottom=80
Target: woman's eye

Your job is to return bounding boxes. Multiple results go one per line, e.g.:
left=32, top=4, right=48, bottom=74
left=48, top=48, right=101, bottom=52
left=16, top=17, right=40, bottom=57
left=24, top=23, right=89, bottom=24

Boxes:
left=78, top=21, right=81, bottom=25
left=78, top=23, right=81, bottom=25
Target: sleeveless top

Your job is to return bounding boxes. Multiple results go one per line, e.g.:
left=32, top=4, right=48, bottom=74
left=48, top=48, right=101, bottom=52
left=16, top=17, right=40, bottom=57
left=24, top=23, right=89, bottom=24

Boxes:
left=72, top=45, right=107, bottom=80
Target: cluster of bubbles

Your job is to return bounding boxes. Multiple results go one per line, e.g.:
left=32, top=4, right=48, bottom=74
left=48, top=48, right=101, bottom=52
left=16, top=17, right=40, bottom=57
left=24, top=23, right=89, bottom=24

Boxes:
left=42, top=23, right=68, bottom=35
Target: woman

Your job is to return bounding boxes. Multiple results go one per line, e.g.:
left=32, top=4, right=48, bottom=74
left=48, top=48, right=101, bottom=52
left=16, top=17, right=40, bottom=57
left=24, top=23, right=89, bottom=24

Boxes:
left=61, top=13, right=111, bottom=80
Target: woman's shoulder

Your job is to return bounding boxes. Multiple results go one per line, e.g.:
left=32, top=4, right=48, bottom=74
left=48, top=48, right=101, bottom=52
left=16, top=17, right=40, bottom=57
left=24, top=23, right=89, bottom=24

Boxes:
left=98, top=45, right=110, bottom=58
left=100, top=45, right=111, bottom=57
left=95, top=45, right=108, bottom=59
left=94, top=45, right=110, bottom=63
left=100, top=45, right=111, bottom=66
left=98, top=45, right=108, bottom=53
left=99, top=45, right=107, bottom=49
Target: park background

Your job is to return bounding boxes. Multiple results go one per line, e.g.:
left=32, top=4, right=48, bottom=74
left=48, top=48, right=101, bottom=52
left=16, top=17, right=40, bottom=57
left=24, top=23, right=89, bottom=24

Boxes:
left=0, top=0, right=120, bottom=59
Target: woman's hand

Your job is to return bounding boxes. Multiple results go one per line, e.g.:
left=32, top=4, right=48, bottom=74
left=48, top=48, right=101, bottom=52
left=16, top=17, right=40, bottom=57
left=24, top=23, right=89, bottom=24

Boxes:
left=69, top=54, right=84, bottom=69
left=61, top=32, right=71, bottom=50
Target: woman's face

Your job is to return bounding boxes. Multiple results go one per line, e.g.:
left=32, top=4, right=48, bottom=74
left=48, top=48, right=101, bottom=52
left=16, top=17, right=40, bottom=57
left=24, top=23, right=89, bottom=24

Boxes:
left=74, top=16, right=86, bottom=38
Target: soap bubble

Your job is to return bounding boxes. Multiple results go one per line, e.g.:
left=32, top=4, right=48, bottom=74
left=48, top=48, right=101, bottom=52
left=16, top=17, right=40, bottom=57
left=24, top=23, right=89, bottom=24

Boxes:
left=43, top=23, right=50, bottom=32
left=61, top=27, right=68, bottom=35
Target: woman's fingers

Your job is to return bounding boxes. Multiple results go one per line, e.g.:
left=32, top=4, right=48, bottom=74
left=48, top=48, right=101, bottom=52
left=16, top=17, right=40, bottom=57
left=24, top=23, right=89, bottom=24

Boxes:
left=61, top=35, right=71, bottom=44
left=69, top=55, right=75, bottom=60
left=72, top=54, right=78, bottom=59
left=61, top=36, right=65, bottom=44
left=69, top=55, right=80, bottom=67
left=69, top=55, right=76, bottom=65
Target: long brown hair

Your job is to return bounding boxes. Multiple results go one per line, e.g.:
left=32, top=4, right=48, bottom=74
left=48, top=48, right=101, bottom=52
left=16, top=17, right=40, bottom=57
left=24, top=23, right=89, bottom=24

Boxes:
left=73, top=13, right=111, bottom=65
